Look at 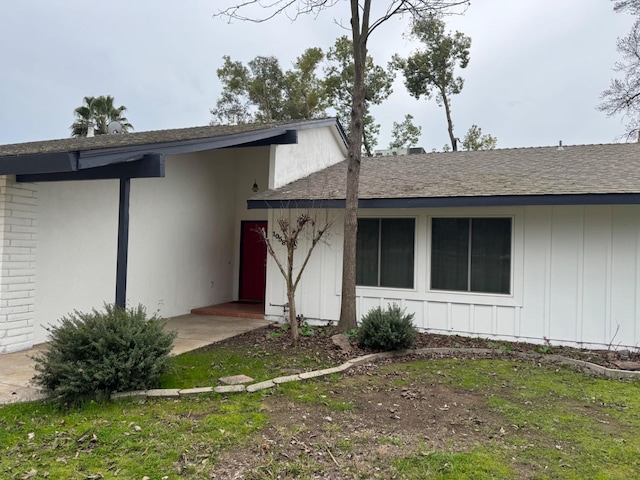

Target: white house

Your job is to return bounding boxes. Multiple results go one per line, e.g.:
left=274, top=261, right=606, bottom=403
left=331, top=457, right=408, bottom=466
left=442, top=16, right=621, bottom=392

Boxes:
left=3, top=124, right=639, bottom=354
left=0, top=118, right=348, bottom=354
left=251, top=143, right=640, bottom=350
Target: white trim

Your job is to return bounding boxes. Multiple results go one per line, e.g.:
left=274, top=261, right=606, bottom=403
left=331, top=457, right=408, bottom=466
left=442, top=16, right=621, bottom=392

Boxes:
left=425, top=212, right=524, bottom=307
left=354, top=214, right=419, bottom=291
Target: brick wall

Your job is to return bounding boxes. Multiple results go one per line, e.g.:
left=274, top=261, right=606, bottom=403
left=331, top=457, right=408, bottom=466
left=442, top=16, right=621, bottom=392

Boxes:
left=0, top=176, right=37, bottom=353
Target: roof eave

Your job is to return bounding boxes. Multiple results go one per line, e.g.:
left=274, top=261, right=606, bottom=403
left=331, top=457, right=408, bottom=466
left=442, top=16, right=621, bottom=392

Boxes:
left=247, top=193, right=640, bottom=210
left=0, top=124, right=302, bottom=176
left=77, top=128, right=299, bottom=170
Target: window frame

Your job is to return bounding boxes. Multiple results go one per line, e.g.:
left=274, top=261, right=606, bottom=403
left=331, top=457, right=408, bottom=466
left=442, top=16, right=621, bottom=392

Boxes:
left=428, top=215, right=515, bottom=297
left=355, top=216, right=417, bottom=291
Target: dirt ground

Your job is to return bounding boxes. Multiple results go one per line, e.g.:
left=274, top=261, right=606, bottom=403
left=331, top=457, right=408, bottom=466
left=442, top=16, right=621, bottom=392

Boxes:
left=217, top=323, right=638, bottom=370
left=206, top=325, right=638, bottom=479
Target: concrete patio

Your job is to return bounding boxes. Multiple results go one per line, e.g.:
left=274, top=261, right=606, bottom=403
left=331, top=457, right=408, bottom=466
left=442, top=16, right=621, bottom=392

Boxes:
left=0, top=314, right=272, bottom=405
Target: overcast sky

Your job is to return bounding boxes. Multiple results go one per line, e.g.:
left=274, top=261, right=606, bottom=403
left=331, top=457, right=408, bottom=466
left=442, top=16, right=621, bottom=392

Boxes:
left=0, top=1, right=634, bottom=151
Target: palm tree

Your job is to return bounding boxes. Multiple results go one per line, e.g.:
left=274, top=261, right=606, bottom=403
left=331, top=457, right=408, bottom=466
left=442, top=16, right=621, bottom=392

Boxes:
left=70, top=95, right=134, bottom=137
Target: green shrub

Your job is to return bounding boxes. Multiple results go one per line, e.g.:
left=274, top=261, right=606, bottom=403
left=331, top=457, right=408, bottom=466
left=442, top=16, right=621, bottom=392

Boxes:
left=357, top=303, right=417, bottom=351
left=32, top=304, right=176, bottom=405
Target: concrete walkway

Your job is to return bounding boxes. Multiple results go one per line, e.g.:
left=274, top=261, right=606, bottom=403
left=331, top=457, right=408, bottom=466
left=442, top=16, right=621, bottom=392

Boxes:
left=0, top=314, right=271, bottom=405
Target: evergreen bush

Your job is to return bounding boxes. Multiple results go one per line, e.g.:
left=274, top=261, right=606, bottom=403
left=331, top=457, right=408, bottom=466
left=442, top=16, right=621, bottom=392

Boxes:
left=357, top=303, right=417, bottom=351
left=32, top=304, right=176, bottom=404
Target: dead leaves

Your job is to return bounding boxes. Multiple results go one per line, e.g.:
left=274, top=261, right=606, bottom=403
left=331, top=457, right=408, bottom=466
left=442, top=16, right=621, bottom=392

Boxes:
left=76, top=432, right=99, bottom=454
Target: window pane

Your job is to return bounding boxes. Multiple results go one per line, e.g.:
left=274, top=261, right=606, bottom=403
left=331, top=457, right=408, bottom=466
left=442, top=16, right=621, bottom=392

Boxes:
left=380, top=218, right=415, bottom=288
left=470, top=218, right=511, bottom=294
left=356, top=219, right=379, bottom=286
left=431, top=218, right=469, bottom=291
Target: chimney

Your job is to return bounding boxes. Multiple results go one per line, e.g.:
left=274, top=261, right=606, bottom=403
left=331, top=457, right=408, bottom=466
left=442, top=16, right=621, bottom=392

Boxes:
left=86, top=123, right=95, bottom=138
left=557, top=140, right=564, bottom=151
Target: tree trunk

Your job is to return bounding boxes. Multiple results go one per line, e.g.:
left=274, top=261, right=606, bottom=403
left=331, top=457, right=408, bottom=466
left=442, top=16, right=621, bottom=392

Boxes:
left=338, top=143, right=361, bottom=332
left=337, top=1, right=370, bottom=333
left=287, top=284, right=298, bottom=346
left=286, top=234, right=298, bottom=345
left=441, top=90, right=457, bottom=151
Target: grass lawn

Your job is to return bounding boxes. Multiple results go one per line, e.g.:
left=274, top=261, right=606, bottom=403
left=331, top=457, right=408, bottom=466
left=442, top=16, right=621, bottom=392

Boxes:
left=1, top=335, right=639, bottom=479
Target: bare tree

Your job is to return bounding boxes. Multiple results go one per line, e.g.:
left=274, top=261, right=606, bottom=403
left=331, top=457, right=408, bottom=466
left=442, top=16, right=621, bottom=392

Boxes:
left=600, top=0, right=640, bottom=139
left=215, top=0, right=468, bottom=332
left=258, top=211, right=332, bottom=345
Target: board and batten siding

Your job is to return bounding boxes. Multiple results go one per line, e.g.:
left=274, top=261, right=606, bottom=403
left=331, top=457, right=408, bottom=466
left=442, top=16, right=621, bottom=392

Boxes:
left=264, top=205, right=640, bottom=349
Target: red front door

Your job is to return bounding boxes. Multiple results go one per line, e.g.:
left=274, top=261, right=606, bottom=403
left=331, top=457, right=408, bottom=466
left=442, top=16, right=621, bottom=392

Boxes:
left=239, top=221, right=268, bottom=301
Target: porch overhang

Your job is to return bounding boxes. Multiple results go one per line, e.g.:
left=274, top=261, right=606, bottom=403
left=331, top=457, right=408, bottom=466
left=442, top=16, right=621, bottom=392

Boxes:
left=0, top=129, right=300, bottom=179
left=16, top=153, right=165, bottom=183
left=0, top=119, right=336, bottom=310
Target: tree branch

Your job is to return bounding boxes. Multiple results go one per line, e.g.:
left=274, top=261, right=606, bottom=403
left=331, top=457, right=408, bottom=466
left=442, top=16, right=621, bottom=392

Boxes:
left=293, top=217, right=333, bottom=291
left=257, top=226, right=288, bottom=280
left=215, top=0, right=338, bottom=22
left=368, top=0, right=469, bottom=36
left=600, top=11, right=640, bottom=138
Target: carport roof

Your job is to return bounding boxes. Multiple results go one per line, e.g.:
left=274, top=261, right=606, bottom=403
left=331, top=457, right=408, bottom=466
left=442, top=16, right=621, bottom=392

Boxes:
left=0, top=117, right=346, bottom=179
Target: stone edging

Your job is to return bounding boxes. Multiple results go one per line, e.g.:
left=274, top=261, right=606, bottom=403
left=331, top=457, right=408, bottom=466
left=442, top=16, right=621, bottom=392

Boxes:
left=111, top=348, right=640, bottom=401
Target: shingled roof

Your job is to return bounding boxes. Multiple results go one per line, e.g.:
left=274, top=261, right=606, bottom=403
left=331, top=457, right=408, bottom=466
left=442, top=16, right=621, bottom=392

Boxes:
left=248, top=142, right=640, bottom=209
left=0, top=117, right=346, bottom=181
left=0, top=118, right=343, bottom=158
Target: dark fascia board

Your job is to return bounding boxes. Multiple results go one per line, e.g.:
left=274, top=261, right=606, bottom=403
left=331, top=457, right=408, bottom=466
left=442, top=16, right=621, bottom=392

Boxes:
left=77, top=126, right=301, bottom=170
left=17, top=154, right=165, bottom=183
left=0, top=151, right=79, bottom=175
left=334, top=119, right=349, bottom=148
left=0, top=118, right=343, bottom=175
left=247, top=193, right=640, bottom=210
left=223, top=130, right=297, bottom=148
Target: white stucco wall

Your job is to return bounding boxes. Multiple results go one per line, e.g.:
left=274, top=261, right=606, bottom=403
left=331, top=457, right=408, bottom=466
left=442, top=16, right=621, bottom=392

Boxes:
left=265, top=205, right=640, bottom=349
left=126, top=150, right=238, bottom=316
left=33, top=147, right=271, bottom=345
left=35, top=179, right=118, bottom=344
left=269, top=127, right=347, bottom=189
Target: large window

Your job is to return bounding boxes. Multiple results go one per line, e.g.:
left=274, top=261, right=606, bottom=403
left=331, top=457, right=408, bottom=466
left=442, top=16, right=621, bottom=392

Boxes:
left=356, top=218, right=415, bottom=289
left=431, top=217, right=512, bottom=294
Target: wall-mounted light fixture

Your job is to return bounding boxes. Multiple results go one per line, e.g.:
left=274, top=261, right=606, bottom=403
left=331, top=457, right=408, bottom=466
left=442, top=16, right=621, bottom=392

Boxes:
left=252, top=180, right=259, bottom=192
